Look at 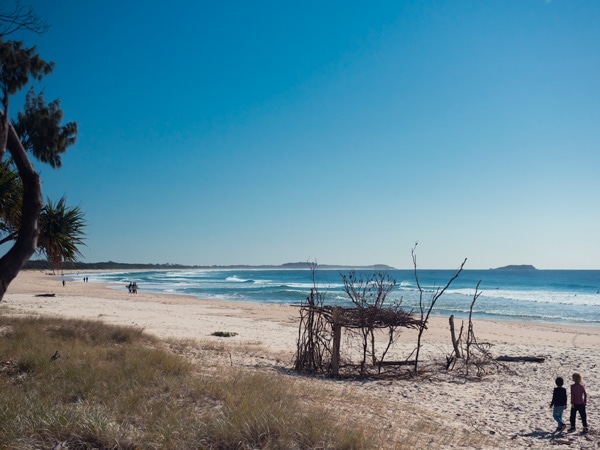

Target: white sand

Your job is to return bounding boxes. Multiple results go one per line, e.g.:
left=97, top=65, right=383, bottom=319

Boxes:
left=3, top=270, right=600, bottom=448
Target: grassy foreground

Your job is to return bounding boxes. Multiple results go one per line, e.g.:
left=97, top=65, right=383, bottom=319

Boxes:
left=0, top=315, right=370, bottom=449
left=0, top=315, right=491, bottom=449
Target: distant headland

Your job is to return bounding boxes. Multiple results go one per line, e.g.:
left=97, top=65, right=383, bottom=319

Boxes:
left=492, top=264, right=537, bottom=271
left=24, top=260, right=396, bottom=271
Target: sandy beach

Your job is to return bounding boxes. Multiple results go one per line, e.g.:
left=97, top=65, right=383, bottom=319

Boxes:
left=3, top=270, right=600, bottom=448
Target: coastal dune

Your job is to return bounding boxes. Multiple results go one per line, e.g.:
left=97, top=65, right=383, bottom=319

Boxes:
left=3, top=270, right=600, bottom=448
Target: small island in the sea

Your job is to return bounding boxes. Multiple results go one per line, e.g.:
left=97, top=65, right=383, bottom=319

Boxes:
left=492, top=264, right=537, bottom=270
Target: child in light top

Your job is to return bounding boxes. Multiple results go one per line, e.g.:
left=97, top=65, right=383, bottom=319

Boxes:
left=568, top=372, right=588, bottom=433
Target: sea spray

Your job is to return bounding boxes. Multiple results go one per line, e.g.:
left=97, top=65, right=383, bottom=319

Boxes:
left=76, top=269, right=600, bottom=325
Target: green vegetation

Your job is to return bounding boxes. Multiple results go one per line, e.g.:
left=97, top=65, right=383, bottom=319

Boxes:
left=0, top=316, right=368, bottom=449
left=36, top=196, right=86, bottom=267
left=0, top=315, right=493, bottom=449
left=1, top=10, right=84, bottom=300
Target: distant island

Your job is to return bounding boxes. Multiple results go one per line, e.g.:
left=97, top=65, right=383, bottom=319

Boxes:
left=24, top=260, right=396, bottom=271
left=492, top=264, right=537, bottom=271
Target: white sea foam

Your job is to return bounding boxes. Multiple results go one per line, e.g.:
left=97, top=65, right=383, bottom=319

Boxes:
left=225, top=276, right=251, bottom=283
left=79, top=269, right=600, bottom=324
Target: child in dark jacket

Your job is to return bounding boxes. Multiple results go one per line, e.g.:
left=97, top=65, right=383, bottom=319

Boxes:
left=550, top=377, right=567, bottom=431
left=569, top=372, right=588, bottom=433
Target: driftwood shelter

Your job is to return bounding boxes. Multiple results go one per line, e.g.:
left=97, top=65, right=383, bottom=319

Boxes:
left=294, top=258, right=545, bottom=379
left=293, top=266, right=547, bottom=379
left=294, top=292, right=424, bottom=377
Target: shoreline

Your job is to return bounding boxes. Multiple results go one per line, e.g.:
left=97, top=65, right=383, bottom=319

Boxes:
left=4, top=269, right=600, bottom=350
left=88, top=286, right=600, bottom=330
left=2, top=269, right=600, bottom=448
left=62, top=267, right=600, bottom=328
left=64, top=268, right=600, bottom=330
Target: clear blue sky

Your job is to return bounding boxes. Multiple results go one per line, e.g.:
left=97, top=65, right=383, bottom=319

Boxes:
left=8, top=0, right=600, bottom=269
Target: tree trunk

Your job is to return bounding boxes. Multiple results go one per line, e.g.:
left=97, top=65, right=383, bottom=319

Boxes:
left=0, top=122, right=42, bottom=301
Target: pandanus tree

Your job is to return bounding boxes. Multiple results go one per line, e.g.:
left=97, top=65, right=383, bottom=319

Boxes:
left=0, top=168, right=85, bottom=273
left=37, top=196, right=86, bottom=269
left=0, top=8, right=83, bottom=300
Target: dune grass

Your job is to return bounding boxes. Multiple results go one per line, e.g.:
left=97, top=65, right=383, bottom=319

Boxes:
left=0, top=315, right=493, bottom=449
left=0, top=315, right=369, bottom=449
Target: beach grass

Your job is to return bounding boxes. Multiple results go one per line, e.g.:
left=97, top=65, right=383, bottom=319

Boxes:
left=0, top=315, right=491, bottom=449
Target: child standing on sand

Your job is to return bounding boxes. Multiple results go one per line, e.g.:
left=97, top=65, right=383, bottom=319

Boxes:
left=550, top=377, right=567, bottom=431
left=568, top=372, right=588, bottom=433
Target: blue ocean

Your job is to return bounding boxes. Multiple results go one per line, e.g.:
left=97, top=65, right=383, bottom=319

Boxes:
left=77, top=269, right=600, bottom=325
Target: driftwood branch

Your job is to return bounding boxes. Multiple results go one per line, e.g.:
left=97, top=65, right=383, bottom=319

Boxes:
left=413, top=242, right=466, bottom=374
left=495, top=356, right=545, bottom=363
left=449, top=314, right=461, bottom=359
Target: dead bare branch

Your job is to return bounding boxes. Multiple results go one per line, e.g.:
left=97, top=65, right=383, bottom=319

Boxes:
left=412, top=243, right=466, bottom=374
left=0, top=1, right=48, bottom=36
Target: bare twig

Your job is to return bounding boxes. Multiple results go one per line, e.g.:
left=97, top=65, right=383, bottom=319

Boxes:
left=412, top=243, right=466, bottom=374
left=0, top=1, right=48, bottom=36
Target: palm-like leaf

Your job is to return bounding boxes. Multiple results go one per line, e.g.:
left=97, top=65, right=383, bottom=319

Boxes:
left=37, top=196, right=86, bottom=267
left=0, top=159, right=22, bottom=235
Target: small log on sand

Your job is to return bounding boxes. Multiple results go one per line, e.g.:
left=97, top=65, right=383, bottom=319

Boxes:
left=495, top=355, right=545, bottom=363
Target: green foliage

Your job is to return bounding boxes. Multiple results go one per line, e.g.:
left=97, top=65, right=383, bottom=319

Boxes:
left=0, top=39, right=53, bottom=101
left=12, top=89, right=77, bottom=168
left=0, top=159, right=22, bottom=233
left=37, top=195, right=86, bottom=266
left=0, top=175, right=87, bottom=264
left=0, top=32, right=83, bottom=282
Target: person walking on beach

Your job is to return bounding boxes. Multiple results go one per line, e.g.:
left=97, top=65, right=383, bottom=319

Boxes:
left=568, top=372, right=588, bottom=433
left=550, top=377, right=567, bottom=431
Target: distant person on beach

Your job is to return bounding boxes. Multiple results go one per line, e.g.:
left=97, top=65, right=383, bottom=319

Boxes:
left=62, top=280, right=65, bottom=287
left=568, top=372, right=588, bottom=433
left=550, top=377, right=567, bottom=431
